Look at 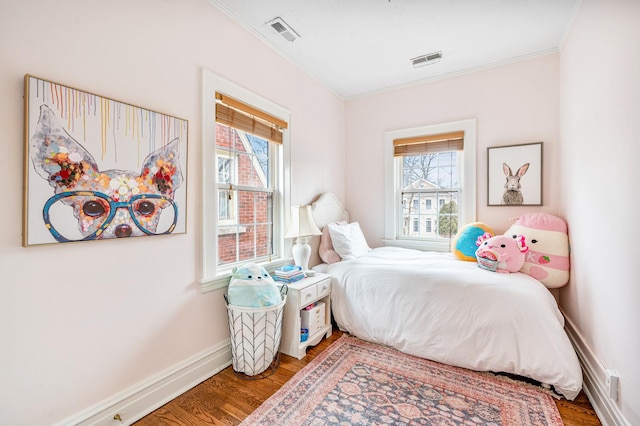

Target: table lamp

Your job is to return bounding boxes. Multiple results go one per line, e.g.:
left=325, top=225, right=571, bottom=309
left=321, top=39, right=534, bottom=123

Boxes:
left=285, top=205, right=322, bottom=271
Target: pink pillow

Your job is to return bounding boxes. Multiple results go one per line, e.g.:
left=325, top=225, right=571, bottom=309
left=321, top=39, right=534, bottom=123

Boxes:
left=319, top=221, right=346, bottom=264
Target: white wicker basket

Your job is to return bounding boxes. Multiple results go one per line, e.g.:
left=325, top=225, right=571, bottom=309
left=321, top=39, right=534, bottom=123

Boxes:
left=225, top=296, right=286, bottom=377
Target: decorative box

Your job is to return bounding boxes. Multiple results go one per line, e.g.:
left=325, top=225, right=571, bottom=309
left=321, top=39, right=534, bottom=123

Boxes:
left=300, top=302, right=325, bottom=336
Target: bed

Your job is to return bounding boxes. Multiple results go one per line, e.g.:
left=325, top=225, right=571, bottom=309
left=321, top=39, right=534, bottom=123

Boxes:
left=310, top=192, right=583, bottom=400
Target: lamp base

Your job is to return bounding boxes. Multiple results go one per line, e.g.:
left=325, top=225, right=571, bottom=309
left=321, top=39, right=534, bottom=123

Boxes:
left=292, top=236, right=311, bottom=271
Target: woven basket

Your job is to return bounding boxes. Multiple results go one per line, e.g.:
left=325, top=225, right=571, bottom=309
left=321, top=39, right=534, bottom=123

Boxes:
left=225, top=297, right=286, bottom=377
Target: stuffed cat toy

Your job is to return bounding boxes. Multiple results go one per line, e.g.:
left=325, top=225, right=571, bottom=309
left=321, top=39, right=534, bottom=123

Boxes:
left=227, top=263, right=282, bottom=308
left=475, top=232, right=528, bottom=273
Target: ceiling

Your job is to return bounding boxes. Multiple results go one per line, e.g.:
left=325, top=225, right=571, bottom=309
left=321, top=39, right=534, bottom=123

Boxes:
left=210, top=0, right=580, bottom=99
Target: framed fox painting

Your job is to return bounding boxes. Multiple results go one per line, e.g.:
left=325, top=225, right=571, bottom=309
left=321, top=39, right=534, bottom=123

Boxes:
left=23, top=75, right=188, bottom=246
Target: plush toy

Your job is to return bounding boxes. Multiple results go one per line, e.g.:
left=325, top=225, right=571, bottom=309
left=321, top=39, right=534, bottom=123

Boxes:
left=227, top=263, right=282, bottom=308
left=475, top=232, right=528, bottom=273
left=504, top=213, right=570, bottom=288
left=453, top=222, right=494, bottom=261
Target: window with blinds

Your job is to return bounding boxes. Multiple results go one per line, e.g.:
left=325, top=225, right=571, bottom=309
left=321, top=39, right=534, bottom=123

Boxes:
left=384, top=120, right=476, bottom=253
left=396, top=131, right=463, bottom=245
left=214, top=93, right=286, bottom=267
left=202, top=71, right=292, bottom=292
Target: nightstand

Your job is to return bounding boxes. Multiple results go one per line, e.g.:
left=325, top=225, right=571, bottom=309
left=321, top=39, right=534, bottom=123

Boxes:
left=279, top=273, right=332, bottom=359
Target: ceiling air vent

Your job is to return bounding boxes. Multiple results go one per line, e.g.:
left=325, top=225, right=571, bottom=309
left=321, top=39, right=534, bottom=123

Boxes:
left=411, top=51, right=442, bottom=68
left=267, top=17, right=300, bottom=42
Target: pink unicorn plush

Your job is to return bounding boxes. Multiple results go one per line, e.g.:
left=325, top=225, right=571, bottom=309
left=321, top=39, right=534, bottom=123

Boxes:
left=475, top=233, right=529, bottom=273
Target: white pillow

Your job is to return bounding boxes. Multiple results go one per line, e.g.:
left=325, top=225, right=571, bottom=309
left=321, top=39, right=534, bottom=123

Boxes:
left=327, top=222, right=370, bottom=260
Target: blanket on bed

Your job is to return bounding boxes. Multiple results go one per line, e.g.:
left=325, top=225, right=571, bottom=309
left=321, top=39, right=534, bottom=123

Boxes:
left=325, top=247, right=582, bottom=400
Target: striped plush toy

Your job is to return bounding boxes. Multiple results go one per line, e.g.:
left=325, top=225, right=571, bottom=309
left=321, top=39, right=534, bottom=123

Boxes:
left=504, top=213, right=570, bottom=288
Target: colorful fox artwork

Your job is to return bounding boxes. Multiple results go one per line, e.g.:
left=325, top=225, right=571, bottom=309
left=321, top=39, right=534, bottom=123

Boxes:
left=24, top=76, right=187, bottom=245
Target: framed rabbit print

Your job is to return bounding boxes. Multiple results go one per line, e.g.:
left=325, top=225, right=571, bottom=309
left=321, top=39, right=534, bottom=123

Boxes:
left=487, top=142, right=542, bottom=206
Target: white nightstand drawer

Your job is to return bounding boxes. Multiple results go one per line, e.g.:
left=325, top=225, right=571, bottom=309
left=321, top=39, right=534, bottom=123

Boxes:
left=317, top=280, right=331, bottom=298
left=299, top=286, right=317, bottom=307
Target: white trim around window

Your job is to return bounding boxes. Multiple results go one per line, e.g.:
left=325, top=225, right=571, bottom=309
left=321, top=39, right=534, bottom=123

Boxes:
left=383, top=119, right=476, bottom=252
left=201, top=69, right=292, bottom=292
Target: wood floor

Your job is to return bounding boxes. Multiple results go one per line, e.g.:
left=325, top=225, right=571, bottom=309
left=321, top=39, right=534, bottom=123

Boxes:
left=135, top=330, right=601, bottom=425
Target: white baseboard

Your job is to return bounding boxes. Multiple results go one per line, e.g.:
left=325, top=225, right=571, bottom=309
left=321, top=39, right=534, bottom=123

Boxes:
left=563, top=313, right=629, bottom=426
left=53, top=315, right=631, bottom=426
left=55, top=341, right=232, bottom=426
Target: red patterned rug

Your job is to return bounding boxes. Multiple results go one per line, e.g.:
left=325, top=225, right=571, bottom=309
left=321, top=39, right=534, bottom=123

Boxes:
left=241, top=335, right=563, bottom=425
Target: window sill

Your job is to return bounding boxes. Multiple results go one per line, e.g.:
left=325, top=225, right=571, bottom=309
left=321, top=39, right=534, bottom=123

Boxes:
left=383, top=238, right=452, bottom=253
left=200, top=257, right=294, bottom=293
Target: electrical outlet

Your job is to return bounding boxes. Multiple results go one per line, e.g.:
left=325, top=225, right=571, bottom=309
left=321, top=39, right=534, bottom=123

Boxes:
left=605, top=369, right=619, bottom=401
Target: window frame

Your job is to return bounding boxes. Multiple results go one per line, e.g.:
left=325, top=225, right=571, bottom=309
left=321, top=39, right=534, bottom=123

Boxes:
left=216, top=151, right=236, bottom=226
left=201, top=70, right=292, bottom=292
left=383, top=119, right=476, bottom=252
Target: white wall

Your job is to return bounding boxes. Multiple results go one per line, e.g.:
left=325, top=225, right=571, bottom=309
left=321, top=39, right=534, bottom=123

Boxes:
left=345, top=54, right=562, bottom=242
left=559, top=0, right=640, bottom=424
left=0, top=0, right=345, bottom=424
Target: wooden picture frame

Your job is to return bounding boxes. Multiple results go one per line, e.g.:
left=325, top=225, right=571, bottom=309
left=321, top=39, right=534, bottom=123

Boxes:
left=23, top=75, right=188, bottom=246
left=487, top=142, right=542, bottom=206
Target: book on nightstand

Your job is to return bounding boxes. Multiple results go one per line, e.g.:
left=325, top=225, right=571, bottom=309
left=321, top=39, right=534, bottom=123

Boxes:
left=273, top=265, right=305, bottom=283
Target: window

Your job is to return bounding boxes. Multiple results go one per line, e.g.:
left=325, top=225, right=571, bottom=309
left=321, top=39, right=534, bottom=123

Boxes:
left=384, top=119, right=476, bottom=252
left=413, top=198, right=419, bottom=209
left=215, top=127, right=273, bottom=266
left=202, top=71, right=291, bottom=291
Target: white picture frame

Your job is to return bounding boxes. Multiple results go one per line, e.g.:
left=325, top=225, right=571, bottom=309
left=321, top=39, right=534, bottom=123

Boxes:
left=487, top=142, right=542, bottom=206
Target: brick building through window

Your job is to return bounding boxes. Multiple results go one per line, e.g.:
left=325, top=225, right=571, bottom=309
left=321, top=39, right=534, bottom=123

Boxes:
left=216, top=123, right=272, bottom=266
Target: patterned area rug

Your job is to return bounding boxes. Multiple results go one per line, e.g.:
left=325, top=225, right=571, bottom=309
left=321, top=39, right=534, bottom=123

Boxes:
left=241, top=335, right=563, bottom=425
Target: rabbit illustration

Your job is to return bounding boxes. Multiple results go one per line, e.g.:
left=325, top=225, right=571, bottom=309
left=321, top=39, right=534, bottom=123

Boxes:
left=502, top=162, right=529, bottom=205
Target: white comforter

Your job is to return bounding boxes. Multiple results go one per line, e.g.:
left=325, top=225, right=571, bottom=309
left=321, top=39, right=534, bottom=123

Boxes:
left=325, top=247, right=582, bottom=400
